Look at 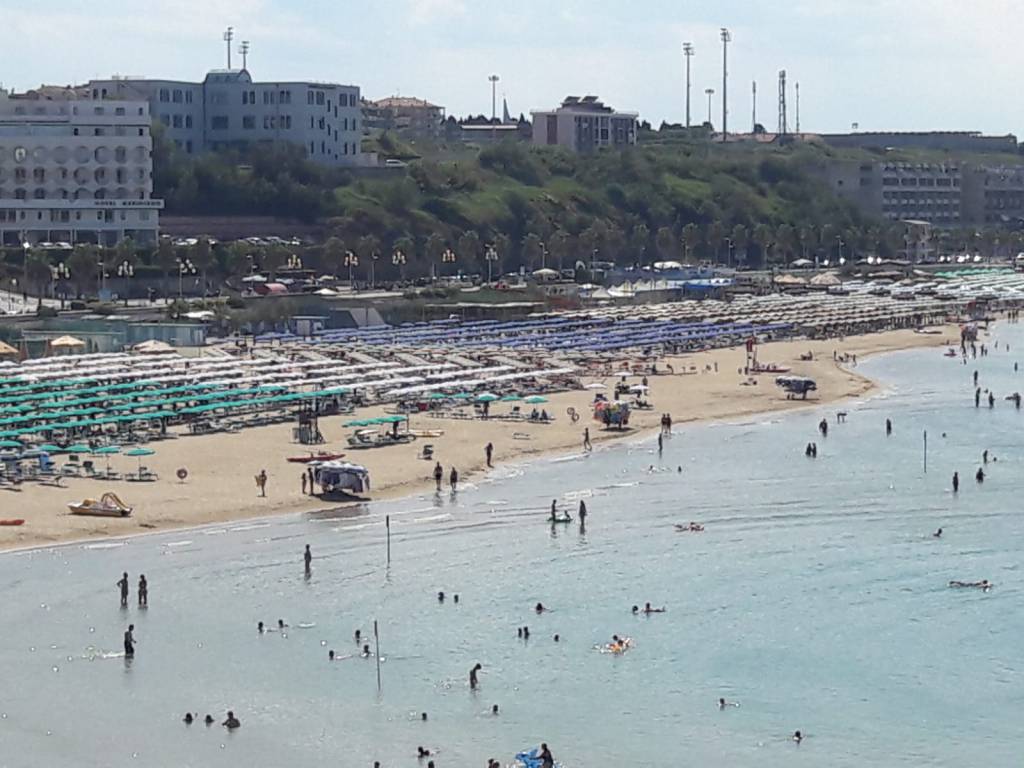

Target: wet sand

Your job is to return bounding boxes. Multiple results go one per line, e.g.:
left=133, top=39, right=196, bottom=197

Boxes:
left=0, top=327, right=956, bottom=551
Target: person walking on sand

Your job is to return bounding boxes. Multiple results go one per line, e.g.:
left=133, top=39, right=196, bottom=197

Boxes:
left=255, top=469, right=267, bottom=497
left=583, top=427, right=592, bottom=452
left=307, top=467, right=315, bottom=494
left=433, top=462, right=443, bottom=492
left=301, top=473, right=307, bottom=495
left=449, top=466, right=458, bottom=492
left=117, top=572, right=129, bottom=607
left=137, top=575, right=148, bottom=607
left=485, top=442, right=493, bottom=468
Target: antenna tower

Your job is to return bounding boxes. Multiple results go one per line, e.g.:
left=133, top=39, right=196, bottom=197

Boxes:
left=223, top=27, right=234, bottom=69
left=777, top=70, right=788, bottom=136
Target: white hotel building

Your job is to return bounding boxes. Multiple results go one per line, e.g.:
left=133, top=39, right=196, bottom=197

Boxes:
left=0, top=89, right=161, bottom=246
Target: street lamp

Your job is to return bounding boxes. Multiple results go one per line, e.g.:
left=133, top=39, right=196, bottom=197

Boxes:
left=836, top=235, right=845, bottom=265
left=391, top=249, right=406, bottom=281
left=441, top=248, right=456, bottom=279
left=117, top=260, right=134, bottom=306
left=724, top=237, right=735, bottom=267
left=484, top=244, right=498, bottom=285
left=177, top=257, right=196, bottom=299
left=53, top=262, right=69, bottom=309
left=343, top=250, right=359, bottom=287
left=540, top=242, right=549, bottom=270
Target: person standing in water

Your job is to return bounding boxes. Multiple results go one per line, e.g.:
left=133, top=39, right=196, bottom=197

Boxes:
left=123, top=624, right=136, bottom=657
left=117, top=572, right=129, bottom=607
left=885, top=418, right=892, bottom=436
left=657, top=433, right=663, bottom=454
left=137, top=575, right=148, bottom=607
left=485, top=442, right=493, bottom=468
left=449, top=466, right=458, bottom=491
left=304, top=544, right=312, bottom=575
left=433, top=461, right=443, bottom=492
left=976, top=467, right=985, bottom=483
left=579, top=499, right=587, bottom=527
left=469, top=663, right=482, bottom=690
left=953, top=472, right=960, bottom=493
left=975, top=387, right=981, bottom=407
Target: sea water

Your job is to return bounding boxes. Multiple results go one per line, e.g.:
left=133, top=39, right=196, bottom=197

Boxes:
left=2, top=329, right=1024, bottom=767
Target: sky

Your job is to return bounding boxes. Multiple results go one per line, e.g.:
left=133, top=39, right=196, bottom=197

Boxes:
left=3, top=0, right=1020, bottom=135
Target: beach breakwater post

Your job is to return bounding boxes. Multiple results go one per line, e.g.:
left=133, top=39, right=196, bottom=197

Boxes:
left=374, top=620, right=382, bottom=692
left=386, top=515, right=391, bottom=565
left=923, top=430, right=928, bottom=473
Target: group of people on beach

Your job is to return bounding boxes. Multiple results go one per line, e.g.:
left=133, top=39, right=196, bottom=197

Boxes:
left=433, top=462, right=458, bottom=492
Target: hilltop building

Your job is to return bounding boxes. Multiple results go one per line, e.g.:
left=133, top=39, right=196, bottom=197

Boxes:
left=362, top=96, right=444, bottom=137
left=0, top=88, right=162, bottom=246
left=531, top=96, right=638, bottom=153
left=85, top=69, right=362, bottom=166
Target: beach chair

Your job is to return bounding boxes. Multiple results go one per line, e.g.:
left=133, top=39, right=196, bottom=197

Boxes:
left=82, top=460, right=99, bottom=479
left=419, top=444, right=434, bottom=460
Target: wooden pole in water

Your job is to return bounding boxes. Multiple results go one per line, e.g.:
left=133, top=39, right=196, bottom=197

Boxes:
left=374, top=619, right=382, bottom=692
left=386, top=515, right=391, bottom=565
left=923, top=430, right=928, bottom=473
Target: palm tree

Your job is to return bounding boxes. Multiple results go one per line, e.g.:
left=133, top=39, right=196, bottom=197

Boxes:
left=67, top=244, right=97, bottom=299
left=774, top=224, right=795, bottom=267
left=730, top=224, right=749, bottom=266
left=522, top=233, right=543, bottom=271
left=681, top=223, right=701, bottom=264
left=322, top=236, right=346, bottom=278
left=456, top=231, right=480, bottom=272
left=707, top=221, right=724, bottom=263
left=425, top=232, right=445, bottom=280
left=629, top=223, right=650, bottom=266
left=189, top=236, right=215, bottom=296
left=24, top=250, right=52, bottom=307
left=155, top=238, right=177, bottom=302
left=752, top=224, right=774, bottom=269
left=356, top=234, right=381, bottom=284
left=547, top=230, right=572, bottom=272
left=655, top=226, right=675, bottom=263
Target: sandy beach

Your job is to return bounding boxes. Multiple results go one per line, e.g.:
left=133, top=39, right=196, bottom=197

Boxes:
left=0, top=327, right=956, bottom=551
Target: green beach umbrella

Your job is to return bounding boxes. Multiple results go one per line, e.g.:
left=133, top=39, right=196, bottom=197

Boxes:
left=66, top=444, right=91, bottom=453
left=476, top=393, right=499, bottom=402
left=93, top=445, right=121, bottom=455
left=451, top=393, right=472, bottom=400
left=38, top=444, right=65, bottom=453
left=0, top=439, right=23, bottom=448
left=524, top=396, right=548, bottom=404
left=125, top=446, right=155, bottom=474
left=427, top=393, right=447, bottom=400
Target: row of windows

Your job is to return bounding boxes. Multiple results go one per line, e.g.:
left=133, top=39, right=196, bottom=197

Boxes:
left=242, top=90, right=294, bottom=105
left=309, top=116, right=358, bottom=132
left=0, top=209, right=150, bottom=223
left=2, top=166, right=146, bottom=184
left=0, top=146, right=148, bottom=166
left=1, top=187, right=147, bottom=200
left=307, top=90, right=357, bottom=108
left=309, top=141, right=358, bottom=156
left=882, top=176, right=959, bottom=188
left=69, top=127, right=147, bottom=138
left=157, top=88, right=196, bottom=104
left=160, top=114, right=195, bottom=130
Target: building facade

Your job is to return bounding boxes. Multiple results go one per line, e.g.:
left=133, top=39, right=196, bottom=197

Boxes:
left=86, top=69, right=362, bottom=166
left=0, top=89, right=162, bottom=246
left=819, top=131, right=1018, bottom=154
left=363, top=96, right=444, bottom=137
left=531, top=96, right=638, bottom=153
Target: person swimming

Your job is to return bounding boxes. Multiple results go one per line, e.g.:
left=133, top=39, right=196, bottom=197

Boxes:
left=277, top=619, right=288, bottom=629
left=454, top=594, right=459, bottom=604
left=793, top=730, right=803, bottom=744
left=204, top=714, right=214, bottom=726
left=222, top=711, right=240, bottom=730
left=933, top=528, right=943, bottom=538
left=361, top=644, right=372, bottom=658
left=631, top=605, right=640, bottom=614
left=553, top=634, right=560, bottom=642
left=257, top=621, right=265, bottom=633
left=491, top=704, right=499, bottom=715
left=949, top=579, right=992, bottom=590
left=421, top=712, right=428, bottom=721
left=183, top=712, right=194, bottom=725
left=416, top=746, right=432, bottom=758
left=123, top=624, right=135, bottom=657
left=437, top=591, right=445, bottom=603
left=354, top=629, right=361, bottom=642
left=643, top=602, right=666, bottom=614
left=535, top=602, right=547, bottom=613
left=328, top=650, right=335, bottom=661
left=522, top=626, right=530, bottom=639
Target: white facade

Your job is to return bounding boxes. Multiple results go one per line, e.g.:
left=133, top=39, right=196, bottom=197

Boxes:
left=531, top=96, right=638, bottom=153
left=86, top=69, right=363, bottom=166
left=0, top=91, right=161, bottom=246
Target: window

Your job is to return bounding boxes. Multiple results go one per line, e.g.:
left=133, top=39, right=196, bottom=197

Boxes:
left=340, top=93, right=348, bottom=107
left=185, top=115, right=193, bottom=129
left=307, top=91, right=315, bottom=105
left=116, top=168, right=127, bottom=183
left=310, top=116, right=314, bottom=129
left=185, top=140, right=193, bottom=153
left=316, top=91, right=325, bottom=105
left=343, top=143, right=348, bottom=155
left=14, top=168, right=26, bottom=183
left=33, top=188, right=45, bottom=199
left=321, top=141, right=325, bottom=154
left=33, top=168, right=45, bottom=183
left=211, top=116, right=229, bottom=130
left=262, top=91, right=275, bottom=105
left=160, top=114, right=170, bottom=126
left=172, top=115, right=183, bottom=128
left=280, top=90, right=291, bottom=104
left=173, top=89, right=183, bottom=103
left=327, top=99, right=332, bottom=111
left=138, top=128, right=145, bottom=137
left=159, top=88, right=169, bottom=102
left=115, top=106, right=125, bottom=116
left=343, top=117, right=348, bottom=131
left=242, top=115, right=256, bottom=130
left=93, top=106, right=104, bottom=115
left=185, top=91, right=193, bottom=104
left=282, top=115, right=291, bottom=129
left=115, top=126, right=127, bottom=136
left=310, top=141, right=315, bottom=154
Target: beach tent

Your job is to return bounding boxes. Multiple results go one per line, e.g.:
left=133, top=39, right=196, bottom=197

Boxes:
left=133, top=340, right=174, bottom=354
left=49, top=335, right=86, bottom=351
left=0, top=341, right=18, bottom=358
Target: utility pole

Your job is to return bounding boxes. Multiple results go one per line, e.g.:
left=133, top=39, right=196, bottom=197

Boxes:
left=239, top=40, right=250, bottom=70
left=488, top=74, right=500, bottom=142
left=720, top=28, right=731, bottom=142
left=778, top=70, right=788, bottom=136
left=223, top=27, right=234, bottom=69
left=705, top=88, right=715, bottom=125
left=683, top=43, right=694, bottom=128
left=752, top=80, right=757, bottom=132
left=795, top=82, right=801, bottom=134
